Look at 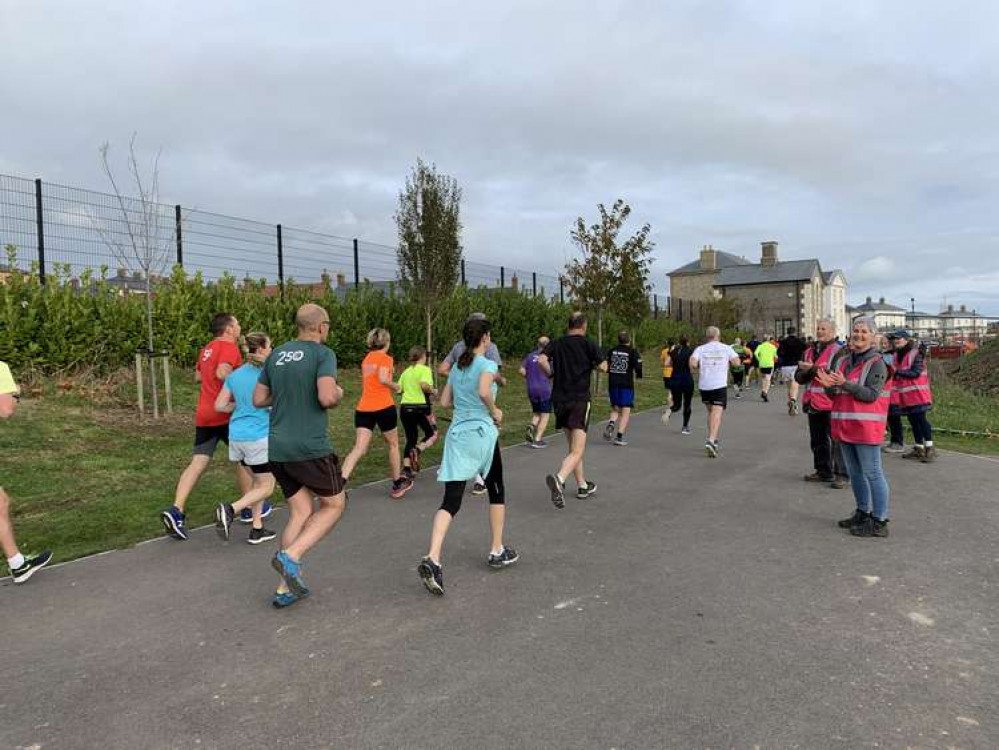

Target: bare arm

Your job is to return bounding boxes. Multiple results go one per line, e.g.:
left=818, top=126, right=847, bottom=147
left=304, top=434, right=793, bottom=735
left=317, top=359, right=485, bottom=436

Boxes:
left=0, top=392, right=17, bottom=419
left=214, top=385, right=235, bottom=414
left=378, top=366, right=401, bottom=394
left=537, top=353, right=553, bottom=377
left=438, top=383, right=453, bottom=409
left=317, top=375, right=344, bottom=409
left=478, top=372, right=502, bottom=424
left=518, top=366, right=527, bottom=377
left=215, top=362, right=235, bottom=381
left=252, top=382, right=272, bottom=408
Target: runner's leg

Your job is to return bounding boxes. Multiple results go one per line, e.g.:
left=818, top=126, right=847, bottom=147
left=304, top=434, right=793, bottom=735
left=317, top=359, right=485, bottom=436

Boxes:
left=173, top=454, right=211, bottom=512
left=484, top=442, right=506, bottom=553
left=341, top=427, right=373, bottom=480
left=536, top=410, right=550, bottom=441
left=0, top=487, right=20, bottom=560
left=707, top=405, right=723, bottom=442
left=384, top=428, right=403, bottom=480
left=618, top=406, right=632, bottom=435
left=284, top=490, right=347, bottom=560
left=428, top=481, right=465, bottom=563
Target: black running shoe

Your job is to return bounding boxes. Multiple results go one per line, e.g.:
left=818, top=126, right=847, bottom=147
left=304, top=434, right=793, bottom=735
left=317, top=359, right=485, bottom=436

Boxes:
left=576, top=480, right=598, bottom=499
left=525, top=424, right=535, bottom=445
left=215, top=503, right=235, bottom=541
left=488, top=546, right=519, bottom=568
left=247, top=527, right=277, bottom=545
left=471, top=481, right=487, bottom=496
left=850, top=516, right=876, bottom=537
left=546, top=473, right=565, bottom=509
left=705, top=440, right=719, bottom=458
left=838, top=509, right=870, bottom=529
left=871, top=518, right=890, bottom=537
left=603, top=421, right=616, bottom=442
left=761, top=392, right=769, bottom=403
left=418, top=557, right=444, bottom=595
left=11, top=551, right=53, bottom=584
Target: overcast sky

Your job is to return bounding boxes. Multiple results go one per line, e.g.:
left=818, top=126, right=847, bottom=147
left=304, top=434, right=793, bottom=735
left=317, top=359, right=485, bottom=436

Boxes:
left=2, top=0, right=997, bottom=313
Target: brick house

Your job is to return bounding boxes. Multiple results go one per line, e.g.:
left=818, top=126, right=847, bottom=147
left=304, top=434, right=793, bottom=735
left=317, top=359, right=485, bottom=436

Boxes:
left=668, top=241, right=848, bottom=338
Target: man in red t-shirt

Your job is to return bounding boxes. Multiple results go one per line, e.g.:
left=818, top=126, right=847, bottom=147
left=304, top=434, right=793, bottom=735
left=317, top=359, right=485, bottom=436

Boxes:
left=160, top=312, right=249, bottom=540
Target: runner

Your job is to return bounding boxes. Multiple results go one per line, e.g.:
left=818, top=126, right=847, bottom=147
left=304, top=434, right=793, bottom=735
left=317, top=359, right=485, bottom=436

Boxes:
left=795, top=318, right=847, bottom=488
left=777, top=328, right=806, bottom=415
left=754, top=335, right=778, bottom=403
left=814, top=317, right=893, bottom=537
left=890, top=329, right=936, bottom=463
left=519, top=335, right=552, bottom=448
left=729, top=337, right=749, bottom=398
left=604, top=331, right=643, bottom=446
left=340, top=328, right=413, bottom=499
left=253, top=303, right=347, bottom=608
left=439, top=312, right=504, bottom=494
left=690, top=327, right=741, bottom=458
left=160, top=312, right=260, bottom=541
left=1, top=360, right=53, bottom=583
left=667, top=337, right=695, bottom=434
left=538, top=312, right=607, bottom=508
left=418, top=316, right=517, bottom=596
left=745, top=335, right=760, bottom=388
left=398, top=346, right=439, bottom=478
left=213, top=332, right=278, bottom=545
left=659, top=339, right=674, bottom=423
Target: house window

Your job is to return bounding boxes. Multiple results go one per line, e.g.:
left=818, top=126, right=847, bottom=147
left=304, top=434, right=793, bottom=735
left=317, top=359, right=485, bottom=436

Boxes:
left=775, top=318, right=794, bottom=337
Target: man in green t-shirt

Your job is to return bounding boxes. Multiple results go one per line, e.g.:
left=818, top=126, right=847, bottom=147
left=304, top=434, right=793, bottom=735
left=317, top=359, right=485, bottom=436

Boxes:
left=754, top=337, right=778, bottom=403
left=730, top=338, right=749, bottom=398
left=1, top=361, right=54, bottom=583
left=254, top=303, right=345, bottom=608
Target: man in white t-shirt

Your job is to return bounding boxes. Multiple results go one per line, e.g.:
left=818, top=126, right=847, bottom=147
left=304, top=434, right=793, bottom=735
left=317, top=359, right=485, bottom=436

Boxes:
left=690, top=326, right=741, bottom=458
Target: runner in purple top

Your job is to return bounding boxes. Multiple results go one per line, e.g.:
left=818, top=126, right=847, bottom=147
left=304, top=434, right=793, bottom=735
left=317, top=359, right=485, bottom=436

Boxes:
left=519, top=336, right=552, bottom=448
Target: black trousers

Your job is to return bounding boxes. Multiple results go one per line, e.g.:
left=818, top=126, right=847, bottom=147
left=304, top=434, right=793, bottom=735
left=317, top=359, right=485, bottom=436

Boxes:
left=401, top=404, right=436, bottom=456
left=440, top=441, right=504, bottom=516
left=888, top=414, right=904, bottom=445
left=669, top=382, right=694, bottom=427
left=907, top=411, right=933, bottom=443
left=808, top=410, right=845, bottom=479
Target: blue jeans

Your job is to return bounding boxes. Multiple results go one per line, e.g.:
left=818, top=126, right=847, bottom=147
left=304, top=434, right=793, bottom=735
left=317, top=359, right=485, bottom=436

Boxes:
left=840, top=442, right=891, bottom=521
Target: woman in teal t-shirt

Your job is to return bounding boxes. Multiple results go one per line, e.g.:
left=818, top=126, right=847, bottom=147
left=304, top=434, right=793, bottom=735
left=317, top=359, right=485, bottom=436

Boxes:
left=418, top=318, right=518, bottom=596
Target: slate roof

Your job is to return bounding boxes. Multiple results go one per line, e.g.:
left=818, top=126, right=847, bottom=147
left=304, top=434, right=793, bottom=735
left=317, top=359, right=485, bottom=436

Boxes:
left=669, top=250, right=751, bottom=275
left=822, top=269, right=845, bottom=284
left=715, top=259, right=821, bottom=287
left=854, top=298, right=907, bottom=313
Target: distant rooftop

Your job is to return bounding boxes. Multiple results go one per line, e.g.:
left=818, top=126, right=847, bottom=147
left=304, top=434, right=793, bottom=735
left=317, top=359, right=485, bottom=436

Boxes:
left=715, top=259, right=821, bottom=287
left=854, top=296, right=907, bottom=313
left=670, top=250, right=751, bottom=275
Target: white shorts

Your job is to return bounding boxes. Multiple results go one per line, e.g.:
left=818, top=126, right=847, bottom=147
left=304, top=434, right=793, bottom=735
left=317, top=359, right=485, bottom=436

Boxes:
left=229, top=438, right=269, bottom=467
left=780, top=366, right=797, bottom=379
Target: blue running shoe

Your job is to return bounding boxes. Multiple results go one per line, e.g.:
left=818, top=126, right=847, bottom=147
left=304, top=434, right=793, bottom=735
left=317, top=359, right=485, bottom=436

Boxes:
left=272, top=587, right=311, bottom=609
left=160, top=506, right=188, bottom=540
left=271, top=551, right=307, bottom=596
left=240, top=501, right=273, bottom=524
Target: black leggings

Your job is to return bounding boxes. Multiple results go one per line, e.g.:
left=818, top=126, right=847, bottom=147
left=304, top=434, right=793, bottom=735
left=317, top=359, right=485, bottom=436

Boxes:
left=440, top=441, right=504, bottom=517
left=670, top=382, right=694, bottom=427
left=907, top=411, right=933, bottom=444
left=888, top=414, right=904, bottom=445
left=401, top=405, right=437, bottom=456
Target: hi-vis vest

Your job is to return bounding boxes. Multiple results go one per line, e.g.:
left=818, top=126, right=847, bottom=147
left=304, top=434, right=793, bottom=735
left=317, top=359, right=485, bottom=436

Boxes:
left=831, top=355, right=891, bottom=445
left=891, top=347, right=932, bottom=409
left=802, top=341, right=842, bottom=412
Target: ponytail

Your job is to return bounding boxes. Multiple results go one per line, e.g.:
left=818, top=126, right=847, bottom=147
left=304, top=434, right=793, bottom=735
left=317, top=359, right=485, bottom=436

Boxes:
left=242, top=332, right=271, bottom=365
left=458, top=318, right=491, bottom=370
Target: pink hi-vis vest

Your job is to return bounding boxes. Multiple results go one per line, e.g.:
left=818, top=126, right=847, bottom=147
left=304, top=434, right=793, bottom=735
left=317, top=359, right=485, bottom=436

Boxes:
left=831, top=355, right=891, bottom=445
left=802, top=341, right=842, bottom=412
left=891, top=347, right=932, bottom=409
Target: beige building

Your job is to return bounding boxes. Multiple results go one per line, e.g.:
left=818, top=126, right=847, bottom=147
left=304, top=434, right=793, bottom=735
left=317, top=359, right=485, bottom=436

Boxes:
left=852, top=297, right=907, bottom=332
left=668, top=241, right=848, bottom=338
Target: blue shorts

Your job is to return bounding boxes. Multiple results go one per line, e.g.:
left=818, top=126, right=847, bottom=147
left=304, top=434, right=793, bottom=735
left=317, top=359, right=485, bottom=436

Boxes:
left=529, top=398, right=553, bottom=414
left=609, top=387, right=635, bottom=409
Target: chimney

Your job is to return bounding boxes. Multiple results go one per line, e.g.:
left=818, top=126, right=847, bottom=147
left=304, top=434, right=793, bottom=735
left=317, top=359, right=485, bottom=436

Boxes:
left=960, top=304, right=967, bottom=313
left=699, top=244, right=718, bottom=271
left=947, top=304, right=954, bottom=313
left=879, top=297, right=885, bottom=305
left=336, top=273, right=346, bottom=287
left=866, top=296, right=872, bottom=305
left=760, top=241, right=778, bottom=268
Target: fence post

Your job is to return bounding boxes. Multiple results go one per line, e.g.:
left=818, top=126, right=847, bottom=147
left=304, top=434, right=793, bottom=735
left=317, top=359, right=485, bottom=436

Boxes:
left=34, top=178, right=46, bottom=285
left=667, top=296, right=671, bottom=319
left=500, top=266, right=505, bottom=289
left=559, top=278, right=564, bottom=304
left=532, top=272, right=537, bottom=297
left=276, top=224, right=284, bottom=296
left=353, top=238, right=360, bottom=290
left=461, top=259, right=466, bottom=287
left=653, top=294, right=658, bottom=319
left=174, top=205, right=183, bottom=267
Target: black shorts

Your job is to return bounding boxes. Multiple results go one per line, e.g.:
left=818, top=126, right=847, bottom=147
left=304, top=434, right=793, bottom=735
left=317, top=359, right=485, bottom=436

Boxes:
left=759, top=367, right=774, bottom=375
left=700, top=387, right=728, bottom=409
left=354, top=406, right=398, bottom=432
left=193, top=424, right=229, bottom=456
left=243, top=461, right=272, bottom=475
left=270, top=455, right=346, bottom=499
left=554, top=400, right=591, bottom=431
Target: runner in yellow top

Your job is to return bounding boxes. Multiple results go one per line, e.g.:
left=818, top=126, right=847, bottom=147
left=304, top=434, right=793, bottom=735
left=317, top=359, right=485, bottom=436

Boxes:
left=659, top=340, right=674, bottom=422
left=398, top=346, right=439, bottom=477
left=754, top=337, right=778, bottom=403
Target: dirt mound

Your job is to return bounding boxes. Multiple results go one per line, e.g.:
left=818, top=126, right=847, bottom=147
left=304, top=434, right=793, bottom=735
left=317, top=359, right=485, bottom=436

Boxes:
left=939, top=338, right=999, bottom=395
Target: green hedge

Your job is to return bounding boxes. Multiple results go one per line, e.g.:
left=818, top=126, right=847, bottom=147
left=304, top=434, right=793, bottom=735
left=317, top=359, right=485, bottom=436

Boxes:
left=1, top=254, right=712, bottom=373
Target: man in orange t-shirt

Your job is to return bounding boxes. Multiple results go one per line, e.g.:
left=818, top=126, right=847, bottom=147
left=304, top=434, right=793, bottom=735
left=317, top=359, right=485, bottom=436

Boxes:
left=160, top=312, right=252, bottom=540
left=341, top=328, right=413, bottom=498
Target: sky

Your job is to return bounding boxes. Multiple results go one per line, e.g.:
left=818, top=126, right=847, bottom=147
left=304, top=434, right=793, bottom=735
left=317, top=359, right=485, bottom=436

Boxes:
left=2, top=0, right=998, bottom=314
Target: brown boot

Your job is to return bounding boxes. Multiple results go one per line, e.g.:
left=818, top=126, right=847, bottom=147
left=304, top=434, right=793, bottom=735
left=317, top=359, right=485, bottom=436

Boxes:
left=920, top=445, right=938, bottom=463
left=902, top=445, right=925, bottom=460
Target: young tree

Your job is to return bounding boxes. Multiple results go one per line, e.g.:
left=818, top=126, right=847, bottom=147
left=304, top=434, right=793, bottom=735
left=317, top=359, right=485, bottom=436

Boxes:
left=395, top=159, right=463, bottom=357
left=92, top=134, right=175, bottom=418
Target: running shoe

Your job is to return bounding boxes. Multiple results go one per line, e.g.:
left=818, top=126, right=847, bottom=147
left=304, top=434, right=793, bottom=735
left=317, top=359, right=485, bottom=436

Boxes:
left=271, top=551, right=307, bottom=597
left=803, top=472, right=834, bottom=483
left=613, top=436, right=629, bottom=446
left=902, top=446, right=925, bottom=460
left=545, top=473, right=566, bottom=509
left=705, top=440, right=719, bottom=458
left=576, top=481, right=598, bottom=499
left=215, top=503, right=235, bottom=541
left=603, top=421, right=616, bottom=442
left=838, top=509, right=870, bottom=529
left=849, top=516, right=877, bottom=537
left=882, top=443, right=904, bottom=454
left=681, top=426, right=691, bottom=435
left=248, top=527, right=277, bottom=545
left=920, top=446, right=938, bottom=463
left=272, top=587, right=311, bottom=609
left=471, top=481, right=487, bottom=496
left=788, top=399, right=798, bottom=416
left=408, top=448, right=421, bottom=473
left=240, top=501, right=274, bottom=524
left=830, top=476, right=849, bottom=490
left=418, top=557, right=445, bottom=595
left=488, top=546, right=520, bottom=568
left=403, top=466, right=415, bottom=481
left=390, top=476, right=414, bottom=499
left=529, top=440, right=549, bottom=449
left=525, top=424, right=535, bottom=445
left=761, top=392, right=769, bottom=403
left=661, top=408, right=671, bottom=425
left=870, top=519, right=890, bottom=537
left=734, top=391, right=742, bottom=399
left=160, top=506, right=188, bottom=541
left=10, top=551, right=53, bottom=584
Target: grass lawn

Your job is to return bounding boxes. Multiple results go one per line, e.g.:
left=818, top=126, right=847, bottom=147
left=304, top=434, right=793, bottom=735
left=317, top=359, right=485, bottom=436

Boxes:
left=3, top=355, right=995, bottom=565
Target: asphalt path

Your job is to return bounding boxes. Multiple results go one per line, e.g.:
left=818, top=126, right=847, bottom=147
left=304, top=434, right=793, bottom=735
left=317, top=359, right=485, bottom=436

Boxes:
left=2, top=389, right=997, bottom=750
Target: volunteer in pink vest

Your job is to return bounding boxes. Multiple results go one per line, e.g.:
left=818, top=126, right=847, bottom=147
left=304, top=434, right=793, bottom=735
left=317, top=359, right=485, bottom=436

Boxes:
left=889, top=329, right=936, bottom=463
left=814, top=316, right=893, bottom=538
left=795, top=318, right=847, bottom=488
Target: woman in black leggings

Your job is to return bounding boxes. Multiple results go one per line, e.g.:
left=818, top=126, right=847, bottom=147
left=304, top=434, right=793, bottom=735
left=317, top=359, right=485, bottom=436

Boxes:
left=668, top=337, right=695, bottom=433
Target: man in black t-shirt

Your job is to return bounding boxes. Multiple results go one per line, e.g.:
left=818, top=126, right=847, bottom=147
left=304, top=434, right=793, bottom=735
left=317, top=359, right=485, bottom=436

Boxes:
left=777, top=328, right=806, bottom=415
left=604, top=330, right=643, bottom=446
left=538, top=312, right=607, bottom=509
